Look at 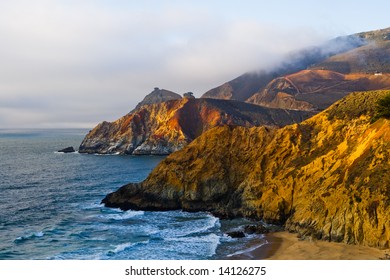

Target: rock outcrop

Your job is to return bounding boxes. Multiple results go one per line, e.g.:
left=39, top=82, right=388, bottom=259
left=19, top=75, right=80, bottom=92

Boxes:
left=79, top=98, right=314, bottom=155
left=58, top=146, right=75, bottom=153
left=103, top=90, right=390, bottom=248
left=133, top=88, right=182, bottom=112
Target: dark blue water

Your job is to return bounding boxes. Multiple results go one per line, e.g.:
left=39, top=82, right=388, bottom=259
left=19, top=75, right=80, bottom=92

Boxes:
left=0, top=129, right=265, bottom=260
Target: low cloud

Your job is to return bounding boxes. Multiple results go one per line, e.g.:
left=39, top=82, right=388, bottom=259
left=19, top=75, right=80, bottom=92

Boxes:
left=0, top=1, right=332, bottom=128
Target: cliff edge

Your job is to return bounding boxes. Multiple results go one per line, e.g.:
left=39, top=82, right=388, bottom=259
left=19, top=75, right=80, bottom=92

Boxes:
left=103, top=90, right=390, bottom=248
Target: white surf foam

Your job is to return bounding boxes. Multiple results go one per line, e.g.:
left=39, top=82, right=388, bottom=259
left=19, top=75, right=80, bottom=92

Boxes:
left=14, top=231, right=45, bottom=242
left=109, top=240, right=149, bottom=254
left=226, top=239, right=268, bottom=257
left=101, top=210, right=144, bottom=220
left=161, top=214, right=220, bottom=238
left=164, top=233, right=220, bottom=257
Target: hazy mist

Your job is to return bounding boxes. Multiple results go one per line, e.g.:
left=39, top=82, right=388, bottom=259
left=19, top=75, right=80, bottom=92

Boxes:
left=0, top=1, right=386, bottom=128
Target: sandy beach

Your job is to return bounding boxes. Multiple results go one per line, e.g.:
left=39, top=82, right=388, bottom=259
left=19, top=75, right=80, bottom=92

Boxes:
left=226, top=231, right=390, bottom=260
left=261, top=231, right=390, bottom=260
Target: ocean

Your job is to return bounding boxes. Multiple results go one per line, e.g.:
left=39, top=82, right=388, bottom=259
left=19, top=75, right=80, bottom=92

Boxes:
left=0, top=129, right=266, bottom=260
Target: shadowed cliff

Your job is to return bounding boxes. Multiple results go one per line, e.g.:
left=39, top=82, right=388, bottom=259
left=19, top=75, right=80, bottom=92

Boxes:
left=103, top=90, right=390, bottom=248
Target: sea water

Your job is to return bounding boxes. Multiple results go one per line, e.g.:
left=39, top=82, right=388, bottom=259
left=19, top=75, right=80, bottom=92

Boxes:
left=0, top=129, right=266, bottom=260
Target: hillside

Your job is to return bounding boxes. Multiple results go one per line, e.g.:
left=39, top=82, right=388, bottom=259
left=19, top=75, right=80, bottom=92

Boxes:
left=311, top=28, right=390, bottom=73
left=201, top=28, right=390, bottom=108
left=247, top=70, right=390, bottom=110
left=79, top=97, right=313, bottom=155
left=103, top=90, right=390, bottom=248
left=201, top=71, right=274, bottom=101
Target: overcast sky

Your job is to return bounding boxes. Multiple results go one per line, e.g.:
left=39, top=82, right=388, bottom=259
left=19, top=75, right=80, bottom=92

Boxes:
left=0, top=0, right=389, bottom=128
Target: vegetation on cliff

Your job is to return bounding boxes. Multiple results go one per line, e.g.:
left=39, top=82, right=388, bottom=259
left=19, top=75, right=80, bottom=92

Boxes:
left=103, top=90, right=390, bottom=248
left=373, top=92, right=390, bottom=121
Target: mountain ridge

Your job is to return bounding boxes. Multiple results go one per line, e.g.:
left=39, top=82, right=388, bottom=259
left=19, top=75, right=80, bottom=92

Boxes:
left=80, top=27, right=390, bottom=156
left=79, top=97, right=314, bottom=155
left=202, top=27, right=390, bottom=104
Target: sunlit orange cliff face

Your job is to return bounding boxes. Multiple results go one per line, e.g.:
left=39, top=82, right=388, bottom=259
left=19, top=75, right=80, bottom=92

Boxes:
left=103, top=90, right=390, bottom=248
left=79, top=94, right=313, bottom=155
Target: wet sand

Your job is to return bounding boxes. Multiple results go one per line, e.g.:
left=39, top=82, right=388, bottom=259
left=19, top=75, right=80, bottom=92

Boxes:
left=260, top=231, right=389, bottom=260
left=226, top=231, right=390, bottom=260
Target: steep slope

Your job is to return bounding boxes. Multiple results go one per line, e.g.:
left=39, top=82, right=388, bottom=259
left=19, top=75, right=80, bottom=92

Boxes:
left=103, top=90, right=390, bottom=248
left=202, top=71, right=282, bottom=101
left=247, top=70, right=390, bottom=110
left=79, top=98, right=314, bottom=155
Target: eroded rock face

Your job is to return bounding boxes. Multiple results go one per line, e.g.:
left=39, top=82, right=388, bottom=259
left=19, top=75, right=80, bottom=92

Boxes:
left=79, top=98, right=314, bottom=155
left=103, top=90, right=390, bottom=248
left=244, top=224, right=269, bottom=234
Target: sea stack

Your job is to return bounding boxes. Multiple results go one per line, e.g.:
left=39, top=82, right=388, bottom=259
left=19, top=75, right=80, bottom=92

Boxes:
left=58, top=146, right=75, bottom=153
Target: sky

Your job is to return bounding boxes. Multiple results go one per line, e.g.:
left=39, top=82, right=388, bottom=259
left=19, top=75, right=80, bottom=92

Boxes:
left=0, top=0, right=389, bottom=128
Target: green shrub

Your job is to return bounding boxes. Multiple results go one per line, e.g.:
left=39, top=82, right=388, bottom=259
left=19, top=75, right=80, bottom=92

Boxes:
left=372, top=93, right=390, bottom=122
left=327, top=90, right=390, bottom=121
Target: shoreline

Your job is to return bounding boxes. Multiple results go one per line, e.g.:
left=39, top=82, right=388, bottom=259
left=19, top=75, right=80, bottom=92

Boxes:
left=261, top=231, right=389, bottom=260
left=227, top=231, right=390, bottom=260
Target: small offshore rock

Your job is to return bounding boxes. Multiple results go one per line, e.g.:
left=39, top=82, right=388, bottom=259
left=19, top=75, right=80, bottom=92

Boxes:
left=244, top=224, right=269, bottom=234
left=227, top=231, right=245, bottom=238
left=58, top=146, right=75, bottom=153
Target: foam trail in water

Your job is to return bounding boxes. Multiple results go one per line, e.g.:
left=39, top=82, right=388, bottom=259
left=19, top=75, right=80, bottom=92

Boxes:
left=14, top=231, right=45, bottom=243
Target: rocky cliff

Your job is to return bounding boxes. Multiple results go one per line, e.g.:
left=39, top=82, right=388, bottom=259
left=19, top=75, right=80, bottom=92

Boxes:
left=103, top=90, right=390, bottom=248
left=79, top=97, right=314, bottom=155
